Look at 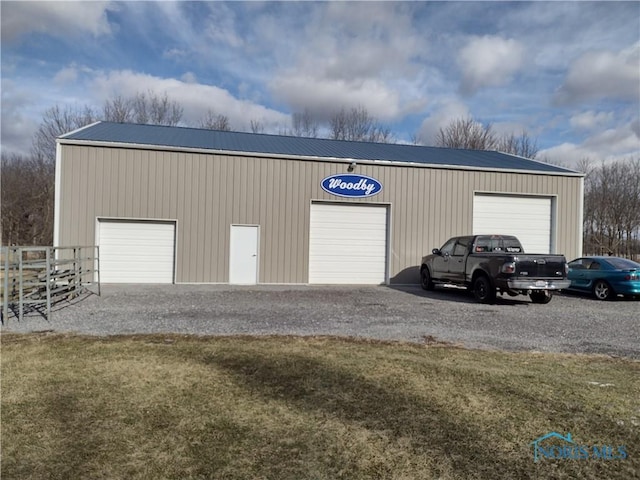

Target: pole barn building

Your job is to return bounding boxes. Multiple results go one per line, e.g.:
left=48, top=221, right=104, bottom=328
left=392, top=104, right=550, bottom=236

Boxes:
left=55, top=122, right=584, bottom=285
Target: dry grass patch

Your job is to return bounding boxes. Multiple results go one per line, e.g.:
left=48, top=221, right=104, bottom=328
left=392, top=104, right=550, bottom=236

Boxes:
left=1, top=333, right=639, bottom=479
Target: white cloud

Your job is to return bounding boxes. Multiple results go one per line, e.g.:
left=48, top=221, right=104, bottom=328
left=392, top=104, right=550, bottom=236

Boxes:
left=203, top=3, right=245, bottom=49
left=267, top=2, right=428, bottom=122
left=554, top=43, right=640, bottom=105
left=539, top=121, right=640, bottom=167
left=89, top=70, right=290, bottom=131
left=270, top=75, right=402, bottom=122
left=570, top=111, right=614, bottom=131
left=1, top=1, right=114, bottom=42
left=0, top=79, right=40, bottom=155
left=416, top=99, right=471, bottom=144
left=457, top=36, right=525, bottom=95
left=582, top=126, right=640, bottom=153
left=53, top=66, right=79, bottom=86
left=163, top=48, right=187, bottom=61
left=181, top=72, right=198, bottom=84
left=305, top=2, right=424, bottom=81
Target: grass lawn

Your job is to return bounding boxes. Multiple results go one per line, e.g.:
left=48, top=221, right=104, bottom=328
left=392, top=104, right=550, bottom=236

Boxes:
left=1, top=333, right=639, bottom=479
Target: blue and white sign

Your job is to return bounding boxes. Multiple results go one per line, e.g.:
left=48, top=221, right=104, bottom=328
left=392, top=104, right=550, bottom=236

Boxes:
left=321, top=174, right=383, bottom=198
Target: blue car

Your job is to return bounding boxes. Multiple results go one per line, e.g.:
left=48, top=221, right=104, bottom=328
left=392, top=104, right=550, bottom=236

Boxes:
left=566, top=256, right=640, bottom=300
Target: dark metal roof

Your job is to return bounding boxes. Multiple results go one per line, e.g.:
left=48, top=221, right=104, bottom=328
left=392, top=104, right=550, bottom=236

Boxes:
left=60, top=121, right=579, bottom=175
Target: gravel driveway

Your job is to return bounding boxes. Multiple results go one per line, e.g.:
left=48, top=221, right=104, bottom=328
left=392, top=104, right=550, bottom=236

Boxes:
left=2, top=284, right=638, bottom=359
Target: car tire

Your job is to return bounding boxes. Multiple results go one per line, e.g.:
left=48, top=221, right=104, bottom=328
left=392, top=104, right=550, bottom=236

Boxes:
left=530, top=290, right=553, bottom=304
left=473, top=275, right=495, bottom=304
left=420, top=267, right=434, bottom=291
left=593, top=280, right=614, bottom=301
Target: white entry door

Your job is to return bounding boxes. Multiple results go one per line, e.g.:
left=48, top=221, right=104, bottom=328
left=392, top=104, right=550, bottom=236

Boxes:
left=229, top=225, right=259, bottom=284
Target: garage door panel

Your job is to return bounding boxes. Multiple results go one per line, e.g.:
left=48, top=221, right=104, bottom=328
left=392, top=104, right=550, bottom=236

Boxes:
left=98, top=220, right=175, bottom=283
left=312, top=261, right=385, bottom=273
left=309, top=203, right=387, bottom=284
left=310, top=253, right=385, bottom=262
left=473, top=195, right=552, bottom=254
left=310, top=238, right=386, bottom=248
left=99, top=260, right=172, bottom=270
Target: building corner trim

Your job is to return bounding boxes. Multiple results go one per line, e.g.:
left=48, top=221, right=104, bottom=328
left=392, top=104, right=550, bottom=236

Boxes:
left=53, top=142, right=62, bottom=247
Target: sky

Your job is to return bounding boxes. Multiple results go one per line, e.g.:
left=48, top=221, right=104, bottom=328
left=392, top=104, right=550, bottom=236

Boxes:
left=1, top=1, right=639, bottom=167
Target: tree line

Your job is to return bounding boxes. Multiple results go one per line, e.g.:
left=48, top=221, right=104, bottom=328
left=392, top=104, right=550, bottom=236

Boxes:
left=2, top=91, right=638, bottom=260
left=581, top=158, right=640, bottom=258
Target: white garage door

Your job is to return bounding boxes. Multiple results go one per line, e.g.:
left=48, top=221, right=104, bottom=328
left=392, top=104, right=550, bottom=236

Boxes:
left=309, top=203, right=387, bottom=284
left=473, top=194, right=552, bottom=253
left=98, top=220, right=175, bottom=283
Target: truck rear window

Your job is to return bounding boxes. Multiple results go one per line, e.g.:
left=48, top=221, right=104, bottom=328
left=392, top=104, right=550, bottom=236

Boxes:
left=474, top=237, right=523, bottom=253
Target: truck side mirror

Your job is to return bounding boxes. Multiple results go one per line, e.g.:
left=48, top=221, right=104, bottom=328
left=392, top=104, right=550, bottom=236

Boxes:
left=432, top=248, right=441, bottom=255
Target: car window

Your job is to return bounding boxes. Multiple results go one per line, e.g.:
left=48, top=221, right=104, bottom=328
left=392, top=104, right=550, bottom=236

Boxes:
left=453, top=238, right=470, bottom=256
left=569, top=259, right=587, bottom=270
left=440, top=238, right=456, bottom=255
left=605, top=257, right=640, bottom=269
left=588, top=261, right=601, bottom=270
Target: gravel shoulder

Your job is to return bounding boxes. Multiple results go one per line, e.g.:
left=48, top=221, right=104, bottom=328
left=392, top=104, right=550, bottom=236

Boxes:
left=2, top=284, right=639, bottom=359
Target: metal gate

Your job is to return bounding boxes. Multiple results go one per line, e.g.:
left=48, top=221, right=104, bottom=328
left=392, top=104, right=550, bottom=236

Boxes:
left=1, top=246, right=100, bottom=323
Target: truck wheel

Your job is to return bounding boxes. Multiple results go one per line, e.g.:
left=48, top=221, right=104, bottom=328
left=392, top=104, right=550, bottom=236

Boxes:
left=530, top=290, right=553, bottom=304
left=473, top=275, right=495, bottom=303
left=593, top=280, right=614, bottom=300
left=420, top=267, right=434, bottom=291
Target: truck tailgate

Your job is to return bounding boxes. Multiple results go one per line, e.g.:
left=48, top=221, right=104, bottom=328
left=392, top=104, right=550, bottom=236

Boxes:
left=516, top=256, right=566, bottom=278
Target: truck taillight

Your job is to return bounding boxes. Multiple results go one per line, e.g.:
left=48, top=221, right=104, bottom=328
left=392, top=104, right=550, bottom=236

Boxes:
left=501, top=262, right=516, bottom=274
left=564, top=263, right=569, bottom=275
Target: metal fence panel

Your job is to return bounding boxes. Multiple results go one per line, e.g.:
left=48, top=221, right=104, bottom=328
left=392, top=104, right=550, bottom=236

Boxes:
left=1, top=246, right=100, bottom=323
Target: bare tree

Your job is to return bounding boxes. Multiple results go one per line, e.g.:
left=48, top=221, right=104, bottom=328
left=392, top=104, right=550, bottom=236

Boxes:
left=250, top=119, right=265, bottom=134
left=329, top=106, right=393, bottom=143
left=434, top=117, right=539, bottom=159
left=1, top=153, right=55, bottom=245
left=103, top=95, right=134, bottom=123
left=434, top=117, right=498, bottom=151
left=32, top=105, right=97, bottom=163
left=497, top=131, right=539, bottom=159
left=574, top=157, right=594, bottom=175
left=103, top=91, right=183, bottom=126
left=583, top=158, right=640, bottom=258
left=290, top=109, right=319, bottom=138
left=145, top=92, right=183, bottom=125
left=199, top=110, right=231, bottom=131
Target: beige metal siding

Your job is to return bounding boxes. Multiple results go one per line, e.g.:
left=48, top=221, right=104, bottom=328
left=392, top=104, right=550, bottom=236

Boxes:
left=57, top=144, right=583, bottom=284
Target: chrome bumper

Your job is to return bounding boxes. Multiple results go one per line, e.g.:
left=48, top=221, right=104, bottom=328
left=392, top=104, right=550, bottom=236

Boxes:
left=507, top=279, right=571, bottom=290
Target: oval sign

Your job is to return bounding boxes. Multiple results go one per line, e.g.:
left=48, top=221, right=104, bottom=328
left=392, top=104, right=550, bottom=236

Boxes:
left=321, top=174, right=383, bottom=198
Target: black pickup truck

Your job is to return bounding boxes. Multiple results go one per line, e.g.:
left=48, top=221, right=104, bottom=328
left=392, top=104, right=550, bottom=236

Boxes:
left=420, top=235, right=570, bottom=304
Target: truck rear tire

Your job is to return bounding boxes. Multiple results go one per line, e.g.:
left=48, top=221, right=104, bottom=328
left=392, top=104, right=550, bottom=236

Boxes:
left=530, top=290, right=553, bottom=304
left=473, top=275, right=495, bottom=303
